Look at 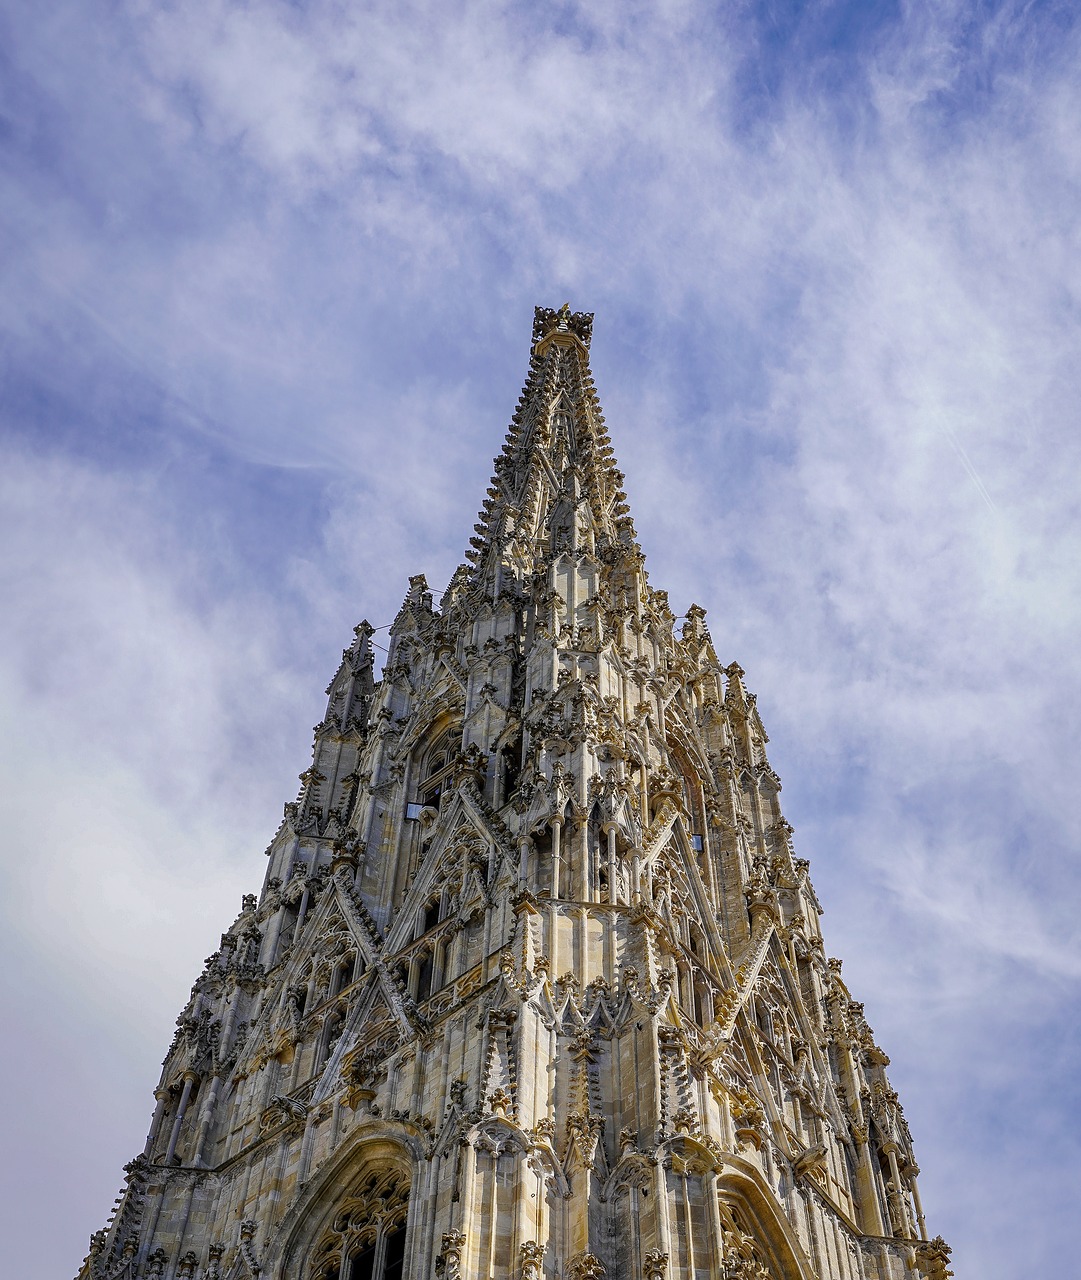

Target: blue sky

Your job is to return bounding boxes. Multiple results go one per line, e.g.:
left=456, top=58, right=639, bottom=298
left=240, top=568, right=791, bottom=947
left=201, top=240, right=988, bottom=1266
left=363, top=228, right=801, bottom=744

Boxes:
left=2, top=2, right=1079, bottom=1275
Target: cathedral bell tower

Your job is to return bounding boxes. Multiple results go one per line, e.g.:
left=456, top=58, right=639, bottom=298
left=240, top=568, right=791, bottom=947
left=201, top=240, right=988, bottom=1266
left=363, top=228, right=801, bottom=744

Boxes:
left=80, top=306, right=951, bottom=1280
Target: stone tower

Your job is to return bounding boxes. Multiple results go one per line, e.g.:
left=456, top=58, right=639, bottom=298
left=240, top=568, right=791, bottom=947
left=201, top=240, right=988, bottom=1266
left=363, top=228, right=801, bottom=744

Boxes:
left=80, top=307, right=951, bottom=1280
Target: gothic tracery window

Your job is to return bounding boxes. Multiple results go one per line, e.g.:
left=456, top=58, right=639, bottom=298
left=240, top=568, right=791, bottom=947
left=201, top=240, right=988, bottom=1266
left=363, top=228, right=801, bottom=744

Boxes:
left=718, top=1198, right=778, bottom=1280
left=319, top=1006, right=347, bottom=1070
left=311, top=1167, right=410, bottom=1280
left=417, top=726, right=460, bottom=810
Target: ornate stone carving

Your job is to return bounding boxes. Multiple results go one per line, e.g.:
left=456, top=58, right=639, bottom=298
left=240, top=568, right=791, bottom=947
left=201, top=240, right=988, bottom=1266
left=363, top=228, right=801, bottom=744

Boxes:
left=144, top=1249, right=167, bottom=1279
left=519, top=1240, right=545, bottom=1279
left=79, top=308, right=945, bottom=1280
left=435, top=1229, right=466, bottom=1279
left=237, top=1221, right=261, bottom=1277
left=915, top=1236, right=954, bottom=1280
left=567, top=1252, right=606, bottom=1279
left=643, top=1250, right=669, bottom=1280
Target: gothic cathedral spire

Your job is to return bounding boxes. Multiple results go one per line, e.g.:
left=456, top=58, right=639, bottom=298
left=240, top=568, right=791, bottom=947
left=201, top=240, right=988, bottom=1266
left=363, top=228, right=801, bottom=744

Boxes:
left=80, top=309, right=951, bottom=1280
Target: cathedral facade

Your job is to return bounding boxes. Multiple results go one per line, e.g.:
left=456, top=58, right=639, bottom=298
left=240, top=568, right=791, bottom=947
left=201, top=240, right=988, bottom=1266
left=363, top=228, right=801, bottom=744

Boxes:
left=80, top=308, right=951, bottom=1280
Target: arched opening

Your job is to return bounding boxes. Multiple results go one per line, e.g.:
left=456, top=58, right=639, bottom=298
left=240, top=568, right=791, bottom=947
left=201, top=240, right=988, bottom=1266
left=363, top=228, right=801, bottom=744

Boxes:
left=319, top=1007, right=347, bottom=1070
left=693, top=976, right=713, bottom=1027
left=420, top=896, right=443, bottom=936
left=415, top=950, right=435, bottom=1003
left=330, top=954, right=359, bottom=999
left=531, top=825, right=553, bottom=894
left=587, top=802, right=603, bottom=900
left=500, top=731, right=523, bottom=802
left=416, top=725, right=460, bottom=811
left=716, top=1172, right=817, bottom=1280
left=309, top=1165, right=411, bottom=1280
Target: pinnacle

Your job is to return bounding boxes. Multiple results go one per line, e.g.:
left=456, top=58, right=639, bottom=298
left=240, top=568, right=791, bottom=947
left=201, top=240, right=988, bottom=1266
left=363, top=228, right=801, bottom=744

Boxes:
left=464, top=306, right=639, bottom=589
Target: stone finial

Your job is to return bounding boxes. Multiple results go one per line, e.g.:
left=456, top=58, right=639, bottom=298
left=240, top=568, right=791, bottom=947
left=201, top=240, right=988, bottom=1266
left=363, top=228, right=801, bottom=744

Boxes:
left=644, top=1251, right=669, bottom=1280
left=435, top=1229, right=466, bottom=1279
left=145, top=1248, right=168, bottom=1278
left=567, top=1252, right=606, bottom=1280
left=519, top=1240, right=545, bottom=1279
left=533, top=304, right=594, bottom=349
left=915, top=1236, right=954, bottom=1280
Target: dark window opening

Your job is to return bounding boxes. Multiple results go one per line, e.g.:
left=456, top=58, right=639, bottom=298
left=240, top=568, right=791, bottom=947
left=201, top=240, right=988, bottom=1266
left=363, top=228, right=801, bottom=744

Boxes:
left=313, top=1170, right=409, bottom=1280
left=383, top=1226, right=407, bottom=1280
left=502, top=733, right=523, bottom=798
left=322, top=1012, right=346, bottom=1066
left=349, top=1242, right=376, bottom=1280
left=416, top=953, right=435, bottom=1002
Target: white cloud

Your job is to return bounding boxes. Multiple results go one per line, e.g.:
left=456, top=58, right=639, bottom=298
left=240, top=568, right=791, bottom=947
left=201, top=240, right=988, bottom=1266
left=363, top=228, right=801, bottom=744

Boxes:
left=2, top=1, right=1080, bottom=1275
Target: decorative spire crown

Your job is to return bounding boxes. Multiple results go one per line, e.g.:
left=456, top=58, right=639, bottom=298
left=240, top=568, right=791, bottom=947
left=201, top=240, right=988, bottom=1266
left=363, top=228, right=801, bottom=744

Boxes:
left=463, top=305, right=636, bottom=587
left=532, top=303, right=594, bottom=350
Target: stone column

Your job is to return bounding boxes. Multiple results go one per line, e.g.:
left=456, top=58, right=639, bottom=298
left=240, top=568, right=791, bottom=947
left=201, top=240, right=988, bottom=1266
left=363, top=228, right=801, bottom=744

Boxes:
left=414, top=1149, right=439, bottom=1276
left=604, top=823, right=618, bottom=905
left=164, top=1070, right=198, bottom=1165
left=908, top=1164, right=928, bottom=1240
left=455, top=1138, right=477, bottom=1239
left=292, top=883, right=311, bottom=942
left=707, top=1168, right=725, bottom=1269
left=191, top=1073, right=223, bottom=1166
left=144, top=1088, right=170, bottom=1158
left=654, top=1159, right=672, bottom=1264
left=883, top=1142, right=913, bottom=1238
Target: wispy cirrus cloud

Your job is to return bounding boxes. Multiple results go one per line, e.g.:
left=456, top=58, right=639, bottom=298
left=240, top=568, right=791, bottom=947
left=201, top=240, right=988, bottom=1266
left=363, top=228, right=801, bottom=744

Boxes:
left=1, top=2, right=1079, bottom=1275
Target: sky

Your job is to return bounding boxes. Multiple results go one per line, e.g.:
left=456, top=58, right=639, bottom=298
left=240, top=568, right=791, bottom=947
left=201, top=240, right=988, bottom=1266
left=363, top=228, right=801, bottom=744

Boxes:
left=1, top=1, right=1079, bottom=1275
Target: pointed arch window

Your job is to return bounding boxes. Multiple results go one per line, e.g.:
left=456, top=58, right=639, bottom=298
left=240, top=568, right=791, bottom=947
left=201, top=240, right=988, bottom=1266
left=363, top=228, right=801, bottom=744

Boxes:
left=717, top=1195, right=783, bottom=1280
left=415, top=950, right=435, bottom=1003
left=330, top=953, right=361, bottom=998
left=419, top=894, right=444, bottom=937
left=413, top=726, right=460, bottom=812
left=311, top=1167, right=410, bottom=1280
left=319, top=1006, right=347, bottom=1070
